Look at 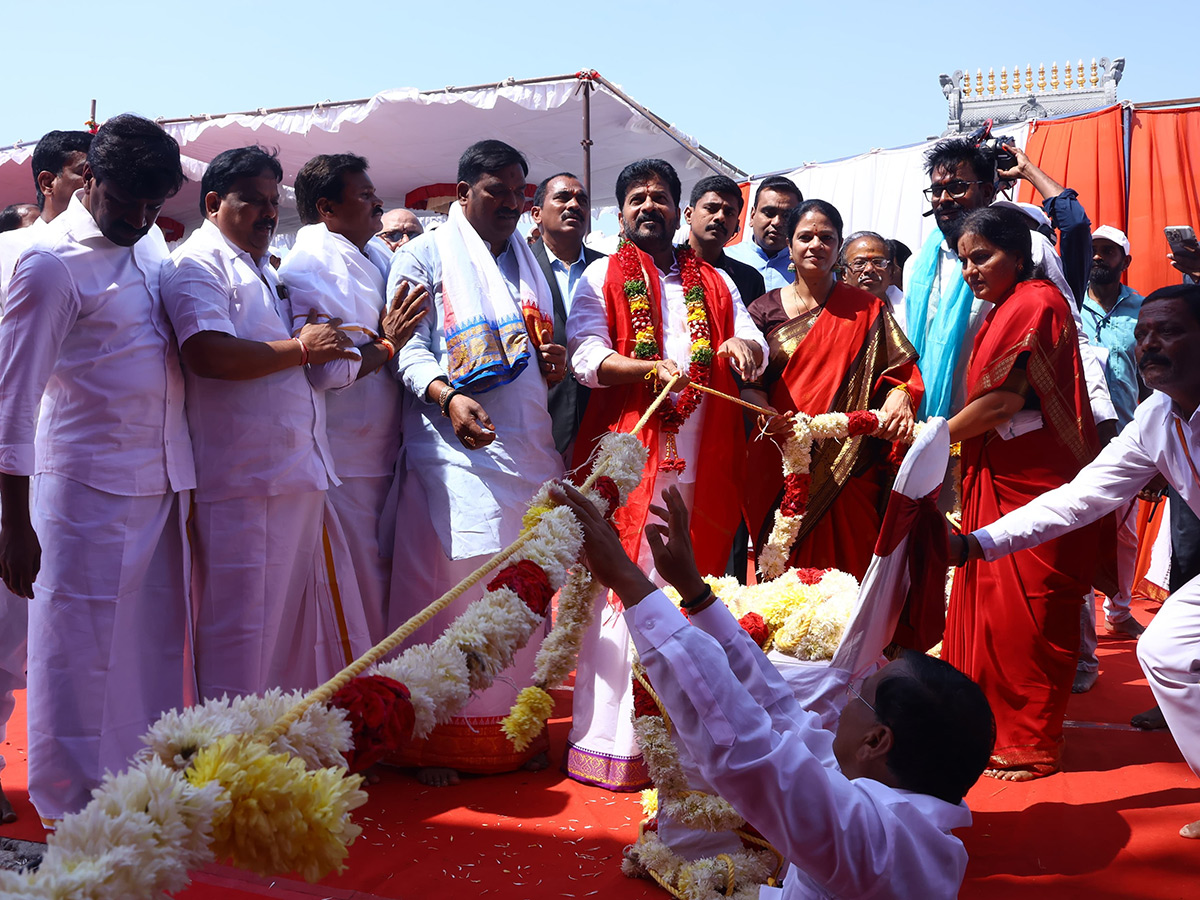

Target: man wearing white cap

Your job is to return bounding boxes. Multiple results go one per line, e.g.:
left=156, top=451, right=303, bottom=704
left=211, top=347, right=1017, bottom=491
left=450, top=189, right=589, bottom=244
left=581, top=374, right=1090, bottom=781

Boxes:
left=1071, top=226, right=1148, bottom=686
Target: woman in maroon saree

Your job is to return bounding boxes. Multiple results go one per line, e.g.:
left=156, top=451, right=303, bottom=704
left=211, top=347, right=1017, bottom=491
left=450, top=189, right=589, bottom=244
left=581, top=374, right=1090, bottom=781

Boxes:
left=742, top=200, right=923, bottom=579
left=946, top=206, right=1100, bottom=780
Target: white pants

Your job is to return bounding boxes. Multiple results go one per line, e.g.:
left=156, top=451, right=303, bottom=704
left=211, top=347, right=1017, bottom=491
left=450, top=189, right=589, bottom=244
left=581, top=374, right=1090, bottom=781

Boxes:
left=0, top=587, right=27, bottom=775
left=1079, top=499, right=1139, bottom=673
left=327, top=475, right=393, bottom=644
left=192, top=491, right=369, bottom=700
left=27, top=476, right=190, bottom=819
left=1138, top=574, right=1200, bottom=776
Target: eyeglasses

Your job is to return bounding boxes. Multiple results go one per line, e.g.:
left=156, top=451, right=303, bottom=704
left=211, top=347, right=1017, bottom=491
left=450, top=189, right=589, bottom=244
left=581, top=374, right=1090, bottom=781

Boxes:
left=923, top=180, right=988, bottom=201
left=846, top=257, right=893, bottom=273
left=846, top=679, right=876, bottom=715
left=379, top=229, right=419, bottom=243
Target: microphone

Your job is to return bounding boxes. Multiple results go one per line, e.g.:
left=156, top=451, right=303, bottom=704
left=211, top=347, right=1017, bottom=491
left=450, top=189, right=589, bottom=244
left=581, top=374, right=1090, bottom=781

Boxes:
left=922, top=208, right=937, bottom=217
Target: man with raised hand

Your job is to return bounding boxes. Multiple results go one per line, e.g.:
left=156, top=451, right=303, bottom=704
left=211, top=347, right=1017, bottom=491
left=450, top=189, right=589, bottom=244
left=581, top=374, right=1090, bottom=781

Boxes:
left=564, top=157, right=766, bottom=790
left=0, top=115, right=193, bottom=822
left=386, top=139, right=565, bottom=786
left=529, top=171, right=605, bottom=460
left=279, top=153, right=427, bottom=643
left=161, top=146, right=367, bottom=701
left=726, top=175, right=802, bottom=290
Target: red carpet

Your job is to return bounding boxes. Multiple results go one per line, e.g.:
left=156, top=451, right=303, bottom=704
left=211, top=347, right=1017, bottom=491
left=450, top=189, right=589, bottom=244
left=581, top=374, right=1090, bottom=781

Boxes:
left=2, top=595, right=1196, bottom=898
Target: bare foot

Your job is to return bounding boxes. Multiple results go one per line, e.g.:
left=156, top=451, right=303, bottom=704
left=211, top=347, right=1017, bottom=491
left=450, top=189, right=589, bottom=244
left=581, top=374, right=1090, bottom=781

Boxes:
left=522, top=752, right=549, bottom=773
left=416, top=767, right=460, bottom=787
left=1131, top=705, right=1168, bottom=730
left=1072, top=669, right=1099, bottom=693
left=1181, top=819, right=1200, bottom=839
left=984, top=767, right=1041, bottom=782
left=361, top=765, right=383, bottom=785
left=1105, top=616, right=1146, bottom=638
left=0, top=780, right=16, bottom=824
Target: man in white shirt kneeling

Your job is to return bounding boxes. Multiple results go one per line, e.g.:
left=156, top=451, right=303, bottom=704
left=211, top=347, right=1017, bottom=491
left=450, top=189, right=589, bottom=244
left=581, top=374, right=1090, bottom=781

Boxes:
left=553, top=481, right=996, bottom=900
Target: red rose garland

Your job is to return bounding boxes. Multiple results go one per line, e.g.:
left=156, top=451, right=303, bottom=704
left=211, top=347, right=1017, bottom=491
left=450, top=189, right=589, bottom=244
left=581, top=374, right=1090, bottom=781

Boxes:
left=329, top=674, right=416, bottom=772
left=487, top=560, right=553, bottom=616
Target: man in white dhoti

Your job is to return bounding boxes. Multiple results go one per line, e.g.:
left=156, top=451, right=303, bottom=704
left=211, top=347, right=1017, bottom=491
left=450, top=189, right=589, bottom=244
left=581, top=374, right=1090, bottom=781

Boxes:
left=563, top=158, right=766, bottom=790
left=958, top=283, right=1200, bottom=839
left=279, top=153, right=428, bottom=642
left=161, top=146, right=368, bottom=701
left=553, top=481, right=995, bottom=900
left=0, top=115, right=194, bottom=822
left=387, top=139, right=566, bottom=786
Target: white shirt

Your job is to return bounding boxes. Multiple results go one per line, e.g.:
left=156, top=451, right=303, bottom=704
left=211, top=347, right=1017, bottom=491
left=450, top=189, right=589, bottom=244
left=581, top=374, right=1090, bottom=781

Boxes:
left=0, top=194, right=194, bottom=495
left=279, top=225, right=401, bottom=480
left=0, top=216, right=46, bottom=312
left=161, top=219, right=335, bottom=502
left=885, top=284, right=906, bottom=335
left=566, top=255, right=768, bottom=389
left=627, top=589, right=972, bottom=900
left=976, top=391, right=1200, bottom=560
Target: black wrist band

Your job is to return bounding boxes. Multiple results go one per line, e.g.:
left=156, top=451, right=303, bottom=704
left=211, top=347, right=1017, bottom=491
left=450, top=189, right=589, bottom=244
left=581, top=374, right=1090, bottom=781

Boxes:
left=954, top=535, right=970, bottom=568
left=681, top=584, right=713, bottom=611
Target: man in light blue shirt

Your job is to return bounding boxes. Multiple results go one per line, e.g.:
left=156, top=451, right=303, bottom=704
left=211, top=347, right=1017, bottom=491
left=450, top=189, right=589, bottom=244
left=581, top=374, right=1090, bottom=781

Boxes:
left=1075, top=225, right=1147, bottom=691
left=726, top=175, right=801, bottom=290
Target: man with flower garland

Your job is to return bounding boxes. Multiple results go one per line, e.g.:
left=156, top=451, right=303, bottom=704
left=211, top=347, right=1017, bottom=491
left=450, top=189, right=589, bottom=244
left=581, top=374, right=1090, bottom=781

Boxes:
left=564, top=157, right=767, bottom=790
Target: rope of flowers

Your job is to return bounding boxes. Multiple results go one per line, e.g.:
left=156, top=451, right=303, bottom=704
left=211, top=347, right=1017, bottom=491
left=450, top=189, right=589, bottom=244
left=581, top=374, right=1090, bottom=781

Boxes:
left=0, top=380, right=681, bottom=900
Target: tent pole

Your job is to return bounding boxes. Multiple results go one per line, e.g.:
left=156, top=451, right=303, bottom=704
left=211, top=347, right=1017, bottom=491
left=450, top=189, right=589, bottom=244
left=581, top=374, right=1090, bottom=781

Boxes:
left=581, top=80, right=593, bottom=199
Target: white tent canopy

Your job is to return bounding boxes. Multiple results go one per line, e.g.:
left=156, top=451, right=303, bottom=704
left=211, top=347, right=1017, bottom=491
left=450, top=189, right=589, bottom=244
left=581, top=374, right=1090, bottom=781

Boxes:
left=0, top=73, right=745, bottom=237
left=734, top=121, right=1032, bottom=258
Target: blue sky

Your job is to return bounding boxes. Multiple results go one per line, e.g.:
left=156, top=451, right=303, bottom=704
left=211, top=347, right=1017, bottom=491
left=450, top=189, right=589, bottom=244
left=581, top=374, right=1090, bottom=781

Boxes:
left=3, top=0, right=1195, bottom=175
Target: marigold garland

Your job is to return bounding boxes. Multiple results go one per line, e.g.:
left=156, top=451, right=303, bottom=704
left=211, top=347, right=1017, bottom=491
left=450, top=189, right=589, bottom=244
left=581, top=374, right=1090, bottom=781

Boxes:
left=615, top=239, right=715, bottom=471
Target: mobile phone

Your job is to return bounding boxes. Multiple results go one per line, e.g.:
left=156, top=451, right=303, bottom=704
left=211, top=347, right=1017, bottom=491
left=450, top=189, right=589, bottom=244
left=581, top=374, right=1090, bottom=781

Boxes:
left=1165, top=225, right=1197, bottom=254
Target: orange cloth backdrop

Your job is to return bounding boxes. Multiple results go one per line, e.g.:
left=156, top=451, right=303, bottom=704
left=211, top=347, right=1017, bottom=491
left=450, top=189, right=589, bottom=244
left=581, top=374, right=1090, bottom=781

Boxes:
left=1017, top=105, right=1127, bottom=253
left=1126, top=105, right=1200, bottom=294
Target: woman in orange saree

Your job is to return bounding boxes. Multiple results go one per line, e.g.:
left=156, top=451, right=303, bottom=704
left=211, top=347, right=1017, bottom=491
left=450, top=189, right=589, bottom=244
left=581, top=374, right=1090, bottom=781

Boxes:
left=946, top=206, right=1100, bottom=780
left=743, top=200, right=923, bottom=580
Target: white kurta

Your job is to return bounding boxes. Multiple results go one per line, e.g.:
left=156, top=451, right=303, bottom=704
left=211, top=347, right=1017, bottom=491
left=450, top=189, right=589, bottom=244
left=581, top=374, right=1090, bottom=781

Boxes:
left=563, top=254, right=767, bottom=788
left=0, top=194, right=195, bottom=819
left=279, top=225, right=402, bottom=643
left=974, top=391, right=1200, bottom=778
left=161, top=220, right=368, bottom=700
left=386, top=230, right=562, bottom=769
left=628, top=590, right=972, bottom=899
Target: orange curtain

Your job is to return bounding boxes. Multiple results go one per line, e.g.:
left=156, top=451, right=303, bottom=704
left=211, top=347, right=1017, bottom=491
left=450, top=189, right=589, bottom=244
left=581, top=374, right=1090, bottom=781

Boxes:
left=1126, top=106, right=1200, bottom=295
left=1017, top=105, right=1127, bottom=246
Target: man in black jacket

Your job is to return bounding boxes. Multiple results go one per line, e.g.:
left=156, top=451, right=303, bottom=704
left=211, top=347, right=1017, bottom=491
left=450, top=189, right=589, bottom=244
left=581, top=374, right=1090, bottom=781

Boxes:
left=530, top=172, right=605, bottom=460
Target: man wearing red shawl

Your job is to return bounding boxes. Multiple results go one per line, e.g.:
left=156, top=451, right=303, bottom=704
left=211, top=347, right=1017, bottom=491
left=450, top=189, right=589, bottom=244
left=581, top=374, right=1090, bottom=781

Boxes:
left=564, top=158, right=767, bottom=790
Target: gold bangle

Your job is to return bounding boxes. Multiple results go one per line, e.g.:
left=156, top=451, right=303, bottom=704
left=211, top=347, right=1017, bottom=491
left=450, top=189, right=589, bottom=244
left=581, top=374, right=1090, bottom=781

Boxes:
left=889, top=383, right=911, bottom=397
left=950, top=441, right=962, bottom=458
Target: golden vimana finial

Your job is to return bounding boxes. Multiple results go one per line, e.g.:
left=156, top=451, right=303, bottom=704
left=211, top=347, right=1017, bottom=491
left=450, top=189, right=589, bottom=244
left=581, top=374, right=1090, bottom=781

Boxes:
left=987, top=67, right=995, bottom=95
left=1078, top=59, right=1086, bottom=87
left=1050, top=62, right=1059, bottom=90
left=1038, top=63, right=1046, bottom=92
left=1064, top=60, right=1073, bottom=88
left=1025, top=64, right=1033, bottom=92
left=1000, top=66, right=1008, bottom=94
left=1090, top=58, right=1099, bottom=87
left=976, top=68, right=984, bottom=96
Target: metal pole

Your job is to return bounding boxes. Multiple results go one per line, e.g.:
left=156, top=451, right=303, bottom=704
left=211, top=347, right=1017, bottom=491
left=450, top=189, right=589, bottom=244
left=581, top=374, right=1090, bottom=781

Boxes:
left=581, top=81, right=593, bottom=199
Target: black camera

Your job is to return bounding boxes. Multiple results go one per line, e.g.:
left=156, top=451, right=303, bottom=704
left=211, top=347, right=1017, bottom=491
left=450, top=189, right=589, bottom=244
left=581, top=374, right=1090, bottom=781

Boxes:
left=967, top=120, right=1018, bottom=176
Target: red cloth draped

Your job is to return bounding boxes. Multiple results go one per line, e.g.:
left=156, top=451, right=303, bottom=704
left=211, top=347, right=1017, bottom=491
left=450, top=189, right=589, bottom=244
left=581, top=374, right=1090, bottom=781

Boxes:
left=945, top=279, right=1100, bottom=775
left=570, top=246, right=744, bottom=577
left=874, top=487, right=947, bottom=653
left=745, top=283, right=923, bottom=579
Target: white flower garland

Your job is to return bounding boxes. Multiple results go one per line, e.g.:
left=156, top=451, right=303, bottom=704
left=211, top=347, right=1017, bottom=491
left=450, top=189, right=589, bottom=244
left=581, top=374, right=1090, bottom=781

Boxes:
left=622, top=828, right=774, bottom=900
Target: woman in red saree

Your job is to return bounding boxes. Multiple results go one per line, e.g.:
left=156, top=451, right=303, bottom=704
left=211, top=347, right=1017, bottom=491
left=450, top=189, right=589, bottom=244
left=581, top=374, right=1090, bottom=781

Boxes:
left=946, top=206, right=1100, bottom=780
left=743, top=200, right=923, bottom=579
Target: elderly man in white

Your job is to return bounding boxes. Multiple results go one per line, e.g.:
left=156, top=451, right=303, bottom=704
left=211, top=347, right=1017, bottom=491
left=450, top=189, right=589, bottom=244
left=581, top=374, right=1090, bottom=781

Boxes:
left=161, top=146, right=369, bottom=701
left=0, top=116, right=195, bottom=822
left=279, top=153, right=427, bottom=642
left=958, top=283, right=1200, bottom=841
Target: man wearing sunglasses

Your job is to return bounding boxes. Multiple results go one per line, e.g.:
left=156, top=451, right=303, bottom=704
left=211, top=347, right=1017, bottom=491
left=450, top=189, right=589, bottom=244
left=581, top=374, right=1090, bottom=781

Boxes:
left=376, top=208, right=423, bottom=252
